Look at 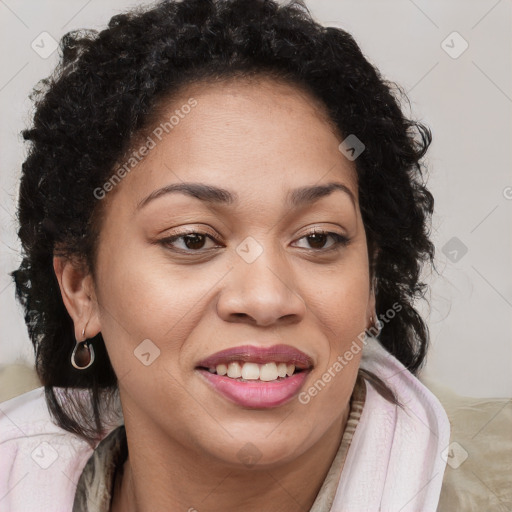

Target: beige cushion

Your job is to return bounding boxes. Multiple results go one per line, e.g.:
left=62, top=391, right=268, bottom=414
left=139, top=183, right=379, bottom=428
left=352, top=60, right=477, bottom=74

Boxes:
left=0, top=364, right=42, bottom=403
left=420, top=377, right=512, bottom=511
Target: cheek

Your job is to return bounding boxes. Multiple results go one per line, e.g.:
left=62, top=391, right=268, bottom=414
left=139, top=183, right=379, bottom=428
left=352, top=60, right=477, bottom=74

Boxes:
left=296, top=261, right=369, bottom=428
left=321, top=280, right=369, bottom=338
left=93, top=237, right=186, bottom=361
left=94, top=235, right=229, bottom=372
left=305, top=252, right=370, bottom=339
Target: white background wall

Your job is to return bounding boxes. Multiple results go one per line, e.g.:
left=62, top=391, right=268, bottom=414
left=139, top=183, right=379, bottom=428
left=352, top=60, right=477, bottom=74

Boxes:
left=0, top=0, right=510, bottom=398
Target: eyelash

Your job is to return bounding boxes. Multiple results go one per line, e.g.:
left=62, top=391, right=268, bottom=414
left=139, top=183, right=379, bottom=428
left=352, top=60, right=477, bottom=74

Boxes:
left=158, top=229, right=350, bottom=254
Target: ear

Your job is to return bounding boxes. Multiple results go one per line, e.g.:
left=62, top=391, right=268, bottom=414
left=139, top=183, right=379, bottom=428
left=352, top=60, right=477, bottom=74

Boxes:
left=53, top=256, right=101, bottom=341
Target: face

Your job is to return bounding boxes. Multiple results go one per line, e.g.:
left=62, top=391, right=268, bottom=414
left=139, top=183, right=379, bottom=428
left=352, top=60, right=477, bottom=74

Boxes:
left=59, top=76, right=374, bottom=467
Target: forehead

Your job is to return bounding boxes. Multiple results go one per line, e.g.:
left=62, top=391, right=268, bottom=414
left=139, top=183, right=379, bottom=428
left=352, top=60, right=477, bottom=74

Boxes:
left=104, top=76, right=357, bottom=214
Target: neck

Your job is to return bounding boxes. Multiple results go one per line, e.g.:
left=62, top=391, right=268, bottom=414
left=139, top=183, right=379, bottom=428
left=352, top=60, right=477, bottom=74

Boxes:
left=110, top=405, right=350, bottom=512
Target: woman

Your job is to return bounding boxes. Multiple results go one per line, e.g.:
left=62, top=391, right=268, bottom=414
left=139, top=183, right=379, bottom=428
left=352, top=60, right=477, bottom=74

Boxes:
left=0, top=0, right=450, bottom=510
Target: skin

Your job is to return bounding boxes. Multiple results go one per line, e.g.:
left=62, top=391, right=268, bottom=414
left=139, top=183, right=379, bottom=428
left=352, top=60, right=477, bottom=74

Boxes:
left=54, top=76, right=375, bottom=512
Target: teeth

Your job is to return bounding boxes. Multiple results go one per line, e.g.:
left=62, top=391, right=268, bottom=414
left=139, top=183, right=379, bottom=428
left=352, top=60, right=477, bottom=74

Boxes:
left=216, top=363, right=227, bottom=376
left=277, top=363, right=287, bottom=378
left=227, top=362, right=242, bottom=378
left=213, top=361, right=298, bottom=381
left=260, top=362, right=278, bottom=382
left=241, top=362, right=260, bottom=380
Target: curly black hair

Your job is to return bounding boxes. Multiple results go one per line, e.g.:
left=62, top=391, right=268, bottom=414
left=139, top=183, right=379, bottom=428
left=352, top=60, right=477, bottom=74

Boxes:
left=11, top=0, right=434, bottom=444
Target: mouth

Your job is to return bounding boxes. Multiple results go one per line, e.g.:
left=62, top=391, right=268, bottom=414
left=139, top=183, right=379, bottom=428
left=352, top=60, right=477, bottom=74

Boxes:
left=195, top=344, right=313, bottom=408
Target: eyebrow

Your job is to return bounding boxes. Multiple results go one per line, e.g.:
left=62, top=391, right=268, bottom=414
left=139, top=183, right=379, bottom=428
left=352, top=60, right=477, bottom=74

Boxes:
left=135, top=181, right=356, bottom=211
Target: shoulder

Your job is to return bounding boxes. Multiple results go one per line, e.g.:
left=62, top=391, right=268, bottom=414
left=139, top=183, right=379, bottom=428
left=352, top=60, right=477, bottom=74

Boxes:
left=0, top=387, right=95, bottom=512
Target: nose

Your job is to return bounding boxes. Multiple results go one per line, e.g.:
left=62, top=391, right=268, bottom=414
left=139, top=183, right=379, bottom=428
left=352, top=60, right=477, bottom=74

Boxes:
left=216, top=242, right=307, bottom=327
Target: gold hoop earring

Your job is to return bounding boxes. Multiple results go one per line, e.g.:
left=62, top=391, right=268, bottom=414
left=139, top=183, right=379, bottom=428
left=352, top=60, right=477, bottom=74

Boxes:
left=71, top=327, right=95, bottom=370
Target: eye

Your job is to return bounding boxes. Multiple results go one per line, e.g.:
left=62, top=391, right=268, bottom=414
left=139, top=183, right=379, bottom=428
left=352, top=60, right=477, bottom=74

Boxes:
left=158, top=228, right=350, bottom=254
left=293, top=230, right=350, bottom=251
left=159, top=231, right=221, bottom=252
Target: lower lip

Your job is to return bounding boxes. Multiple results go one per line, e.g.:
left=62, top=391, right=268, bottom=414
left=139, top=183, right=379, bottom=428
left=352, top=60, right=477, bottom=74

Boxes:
left=197, top=369, right=310, bottom=408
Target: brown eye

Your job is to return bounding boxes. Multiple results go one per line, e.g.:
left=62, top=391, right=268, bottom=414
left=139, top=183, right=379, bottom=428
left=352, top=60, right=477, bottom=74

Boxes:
left=306, top=232, right=329, bottom=250
left=181, top=233, right=207, bottom=250
left=159, top=231, right=220, bottom=252
left=294, top=230, right=350, bottom=251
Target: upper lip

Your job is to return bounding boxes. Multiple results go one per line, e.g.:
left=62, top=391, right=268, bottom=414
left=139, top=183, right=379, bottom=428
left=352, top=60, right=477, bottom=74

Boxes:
left=196, top=344, right=314, bottom=370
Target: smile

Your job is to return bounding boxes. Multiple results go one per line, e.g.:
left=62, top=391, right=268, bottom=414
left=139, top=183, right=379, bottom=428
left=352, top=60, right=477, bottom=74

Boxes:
left=206, top=361, right=299, bottom=381
left=196, top=344, right=313, bottom=408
